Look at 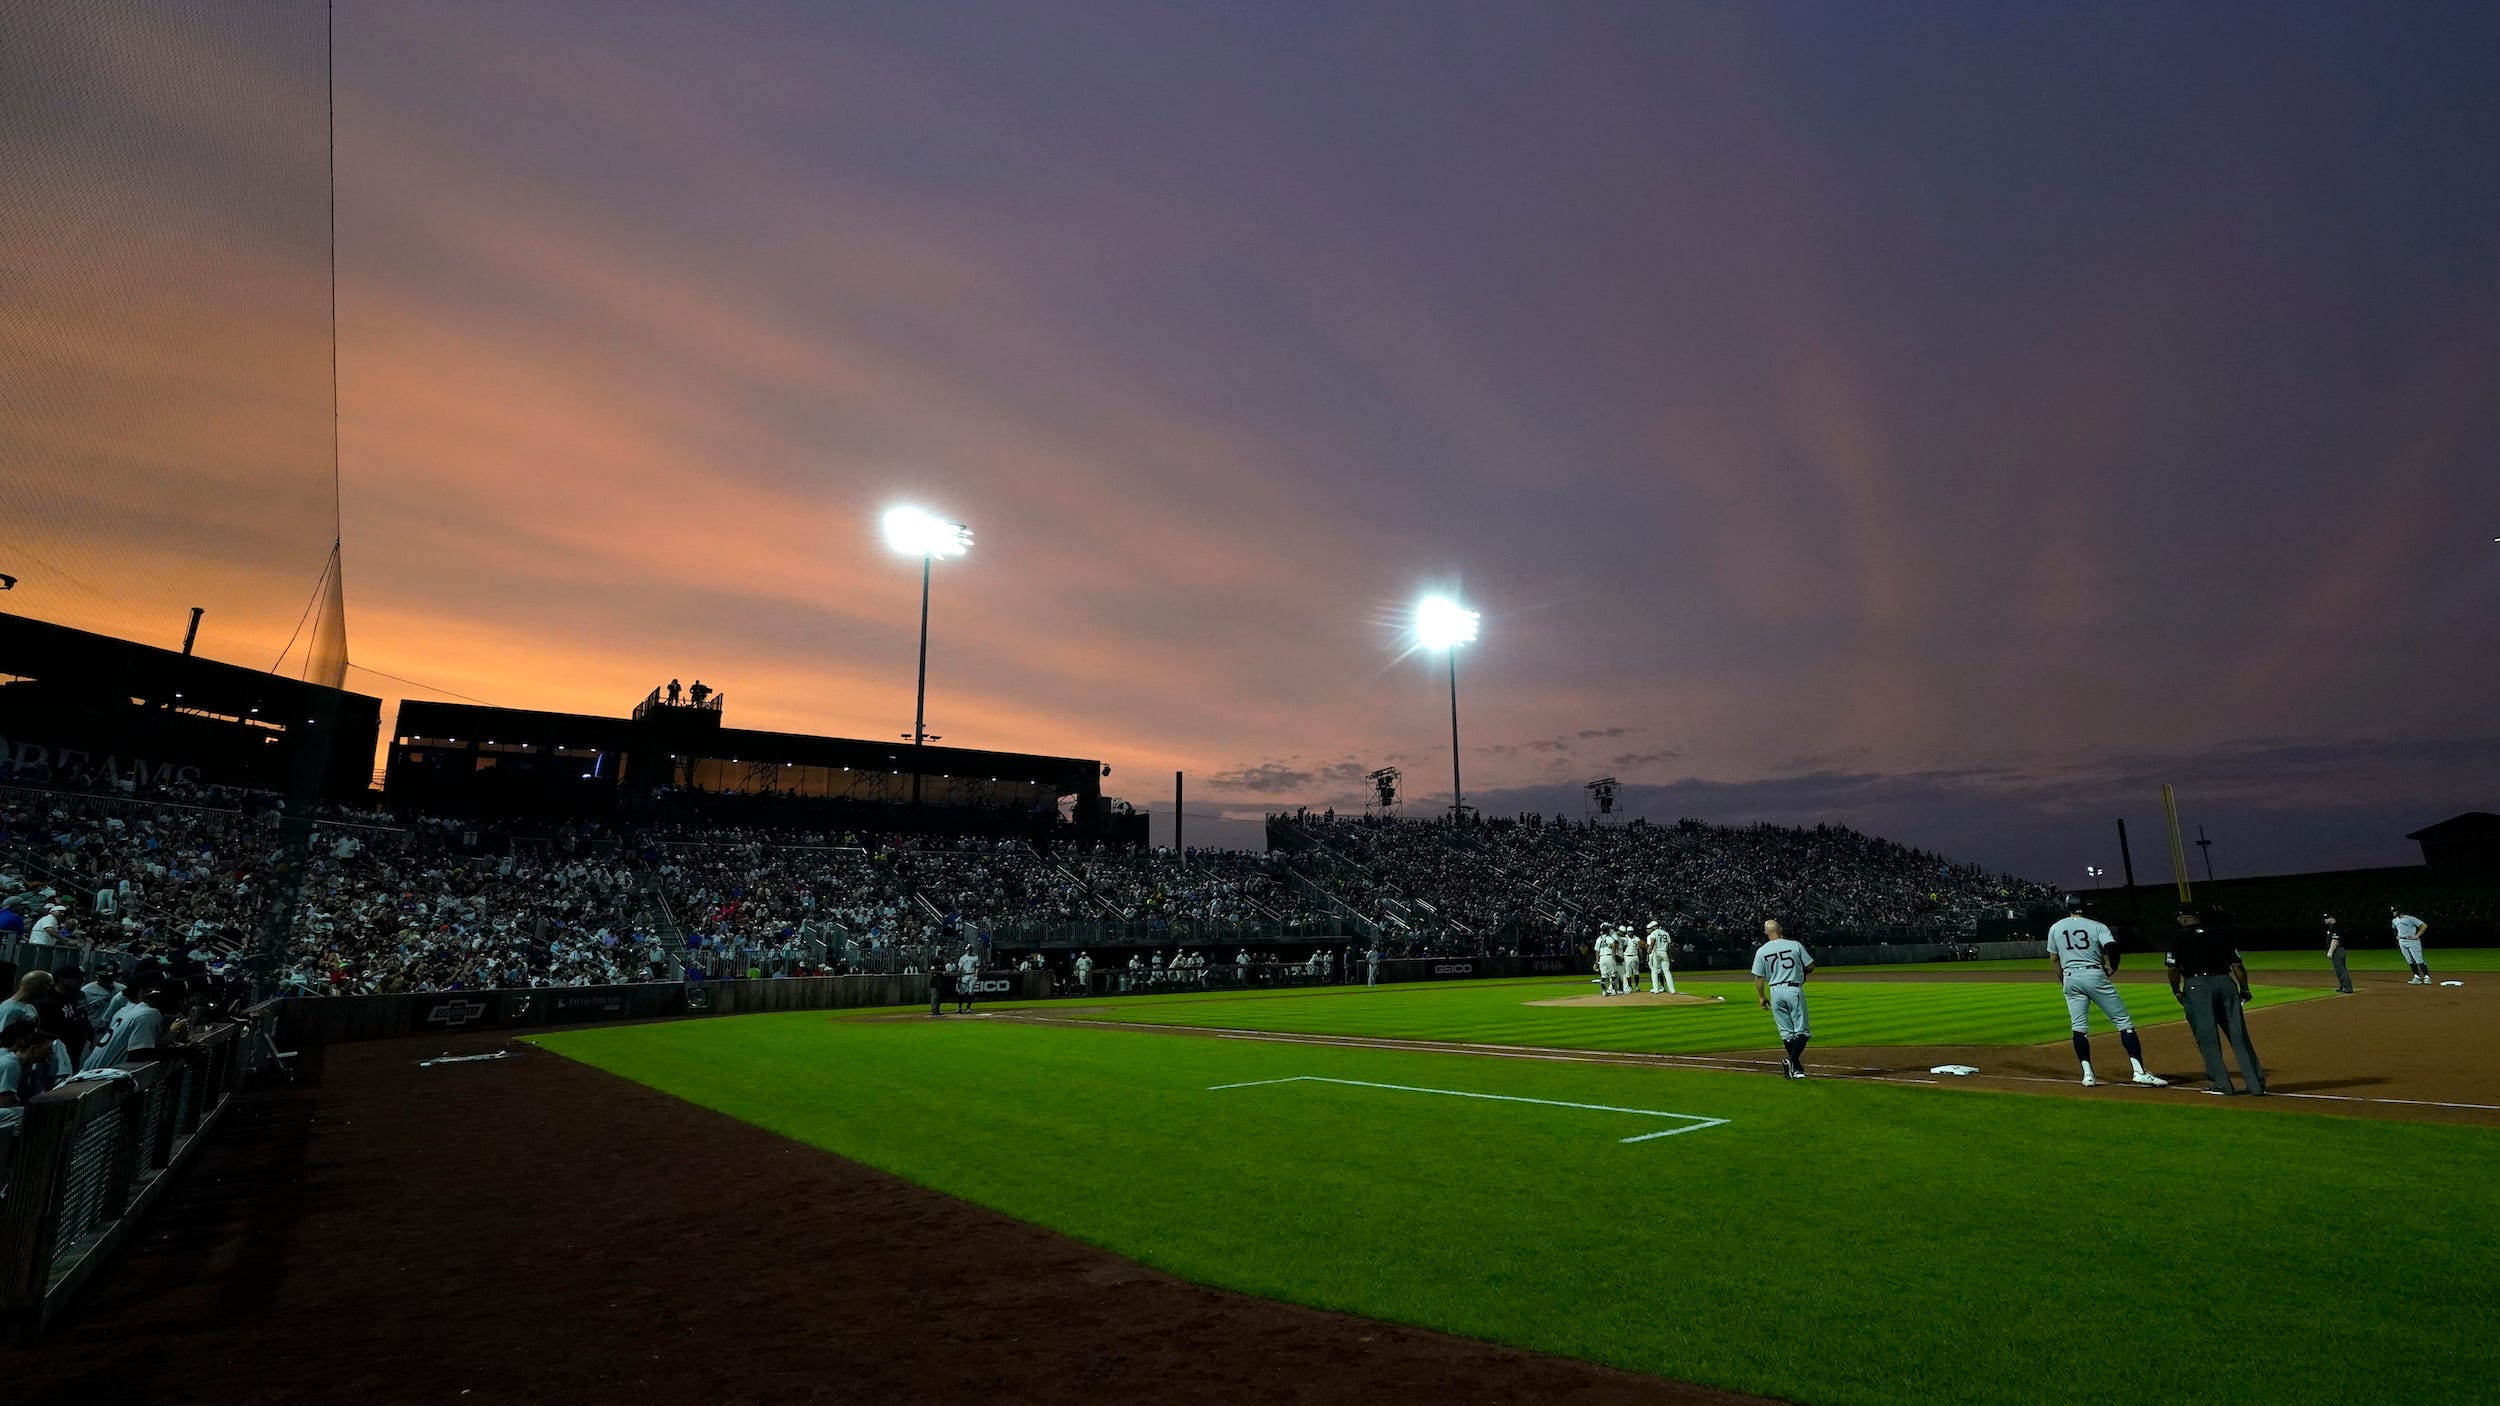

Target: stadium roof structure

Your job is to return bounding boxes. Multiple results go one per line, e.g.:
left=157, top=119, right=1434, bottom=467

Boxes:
left=2404, top=812, right=2500, bottom=841
left=2406, top=812, right=2500, bottom=874
left=383, top=694, right=1110, bottom=827
left=0, top=609, right=381, bottom=798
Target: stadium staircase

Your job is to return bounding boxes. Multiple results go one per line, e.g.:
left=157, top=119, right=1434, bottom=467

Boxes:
left=1060, top=863, right=1129, bottom=920
left=1266, top=817, right=1386, bottom=940
left=0, top=847, right=100, bottom=907
left=630, top=868, right=687, bottom=946
left=1015, top=843, right=1116, bottom=920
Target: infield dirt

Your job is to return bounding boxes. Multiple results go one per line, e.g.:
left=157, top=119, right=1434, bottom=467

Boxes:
left=1527, top=991, right=1725, bottom=1008
left=1010, top=968, right=2500, bottom=1128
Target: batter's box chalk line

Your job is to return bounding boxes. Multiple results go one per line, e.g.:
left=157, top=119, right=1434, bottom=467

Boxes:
left=1207, top=1075, right=1729, bottom=1144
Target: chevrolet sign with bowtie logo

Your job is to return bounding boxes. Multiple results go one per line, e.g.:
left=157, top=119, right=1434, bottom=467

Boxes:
left=422, top=998, right=490, bottom=1028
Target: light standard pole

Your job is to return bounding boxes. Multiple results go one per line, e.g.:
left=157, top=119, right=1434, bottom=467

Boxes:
left=1414, top=595, right=1480, bottom=825
left=883, top=507, right=973, bottom=806
left=913, top=552, right=932, bottom=748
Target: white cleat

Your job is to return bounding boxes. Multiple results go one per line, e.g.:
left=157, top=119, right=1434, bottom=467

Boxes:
left=2081, top=1072, right=2098, bottom=1087
left=2132, top=1072, right=2170, bottom=1087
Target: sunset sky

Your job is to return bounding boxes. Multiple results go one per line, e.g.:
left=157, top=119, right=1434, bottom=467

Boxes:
left=6, top=2, right=2497, bottom=876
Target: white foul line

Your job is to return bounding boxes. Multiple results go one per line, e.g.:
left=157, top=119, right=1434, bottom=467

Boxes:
left=2272, top=1091, right=2500, bottom=1112
left=1008, top=1013, right=2495, bottom=1117
left=1209, top=1075, right=1730, bottom=1143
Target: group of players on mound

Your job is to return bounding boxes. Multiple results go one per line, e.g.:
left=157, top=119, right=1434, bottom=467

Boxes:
left=1589, top=923, right=1678, bottom=995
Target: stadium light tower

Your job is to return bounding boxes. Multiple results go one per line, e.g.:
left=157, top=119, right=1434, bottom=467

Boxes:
left=883, top=507, right=973, bottom=802
left=1414, top=594, right=1480, bottom=824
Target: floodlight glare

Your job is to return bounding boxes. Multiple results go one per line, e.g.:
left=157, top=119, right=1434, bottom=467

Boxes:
left=882, top=502, right=977, bottom=806
left=883, top=506, right=973, bottom=558
left=1414, top=595, right=1480, bottom=650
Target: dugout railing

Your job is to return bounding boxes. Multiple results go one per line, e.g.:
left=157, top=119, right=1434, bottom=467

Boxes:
left=0, top=1022, right=251, bottom=1334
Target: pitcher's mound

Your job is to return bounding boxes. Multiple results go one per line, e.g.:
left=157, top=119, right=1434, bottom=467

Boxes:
left=1526, top=991, right=1725, bottom=1008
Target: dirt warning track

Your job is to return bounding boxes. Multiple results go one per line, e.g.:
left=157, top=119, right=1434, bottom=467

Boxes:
left=0, top=1031, right=1767, bottom=1406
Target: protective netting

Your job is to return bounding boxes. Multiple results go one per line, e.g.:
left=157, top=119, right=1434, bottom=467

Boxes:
left=0, top=0, right=340, bottom=670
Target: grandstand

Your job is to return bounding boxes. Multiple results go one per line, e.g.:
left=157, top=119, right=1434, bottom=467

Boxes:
left=1270, top=810, right=2060, bottom=951
left=11, top=740, right=2497, bottom=1006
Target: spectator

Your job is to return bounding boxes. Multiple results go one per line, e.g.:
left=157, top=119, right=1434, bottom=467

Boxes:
left=0, top=1019, right=65, bottom=1107
left=0, top=969, right=51, bottom=1030
left=79, top=967, right=126, bottom=1031
left=83, top=985, right=172, bottom=1071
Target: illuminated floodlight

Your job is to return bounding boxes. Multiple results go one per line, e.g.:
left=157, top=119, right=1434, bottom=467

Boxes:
left=1414, top=595, right=1480, bottom=650
left=882, top=506, right=973, bottom=558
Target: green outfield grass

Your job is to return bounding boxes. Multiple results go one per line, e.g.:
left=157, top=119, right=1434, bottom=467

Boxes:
left=534, top=1013, right=2499, bottom=1406
left=1822, top=946, right=2500, bottom=974
left=1037, top=974, right=2321, bottom=1055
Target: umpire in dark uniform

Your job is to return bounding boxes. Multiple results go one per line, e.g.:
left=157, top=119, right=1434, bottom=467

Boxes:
left=2325, top=914, right=2353, bottom=994
left=2164, top=907, right=2266, bottom=1096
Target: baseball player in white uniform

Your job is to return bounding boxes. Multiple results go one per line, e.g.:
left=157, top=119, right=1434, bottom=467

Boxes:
left=2046, top=897, right=2167, bottom=1087
left=1645, top=921, right=1675, bottom=994
left=1605, top=928, right=1629, bottom=995
left=1751, top=920, right=1813, bottom=1078
left=2392, top=908, right=2431, bottom=983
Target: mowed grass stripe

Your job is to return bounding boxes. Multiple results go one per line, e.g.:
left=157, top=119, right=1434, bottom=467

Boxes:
left=535, top=1014, right=2500, bottom=1406
left=1040, top=975, right=2319, bottom=1056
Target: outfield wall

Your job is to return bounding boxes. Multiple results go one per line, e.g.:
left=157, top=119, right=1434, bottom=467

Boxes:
left=271, top=969, right=1055, bottom=1046
left=263, top=937, right=2060, bottom=1051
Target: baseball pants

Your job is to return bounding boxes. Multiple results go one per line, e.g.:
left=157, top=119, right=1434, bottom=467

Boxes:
left=1768, top=986, right=1809, bottom=1041
left=2330, top=949, right=2352, bottom=993
left=2062, top=970, right=2135, bottom=1032
left=2180, top=974, right=2265, bottom=1095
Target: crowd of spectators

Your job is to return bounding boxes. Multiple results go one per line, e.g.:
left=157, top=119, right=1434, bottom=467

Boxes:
left=285, top=827, right=654, bottom=993
left=1064, top=847, right=1331, bottom=930
left=1280, top=812, right=2057, bottom=948
left=1, top=784, right=669, bottom=995
left=6, top=771, right=2063, bottom=998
